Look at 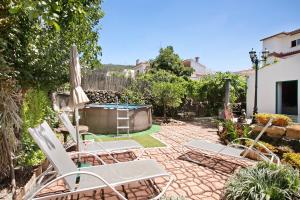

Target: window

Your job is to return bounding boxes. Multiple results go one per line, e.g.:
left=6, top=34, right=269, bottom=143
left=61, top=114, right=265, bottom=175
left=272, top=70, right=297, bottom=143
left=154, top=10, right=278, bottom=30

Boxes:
left=291, top=39, right=300, bottom=47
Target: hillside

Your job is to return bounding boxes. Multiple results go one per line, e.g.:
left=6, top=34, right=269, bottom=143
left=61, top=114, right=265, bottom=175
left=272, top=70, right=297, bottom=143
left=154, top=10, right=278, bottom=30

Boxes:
left=102, top=63, right=134, bottom=71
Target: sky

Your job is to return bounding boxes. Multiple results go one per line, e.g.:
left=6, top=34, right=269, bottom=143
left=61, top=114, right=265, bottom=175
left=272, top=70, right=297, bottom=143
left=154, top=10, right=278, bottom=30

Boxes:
left=98, top=0, right=300, bottom=72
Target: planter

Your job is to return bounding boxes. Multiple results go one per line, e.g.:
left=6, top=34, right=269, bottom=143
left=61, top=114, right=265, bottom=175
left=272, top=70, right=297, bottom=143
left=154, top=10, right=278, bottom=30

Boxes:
left=15, top=160, right=49, bottom=200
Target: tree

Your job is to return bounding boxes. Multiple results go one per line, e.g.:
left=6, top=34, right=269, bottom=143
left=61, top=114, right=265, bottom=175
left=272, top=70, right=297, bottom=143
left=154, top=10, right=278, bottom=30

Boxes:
left=0, top=77, right=22, bottom=198
left=191, top=72, right=247, bottom=115
left=124, top=70, right=187, bottom=105
left=152, top=81, right=185, bottom=121
left=1, top=0, right=104, bottom=90
left=0, top=0, right=103, bottom=195
left=150, top=46, right=194, bottom=78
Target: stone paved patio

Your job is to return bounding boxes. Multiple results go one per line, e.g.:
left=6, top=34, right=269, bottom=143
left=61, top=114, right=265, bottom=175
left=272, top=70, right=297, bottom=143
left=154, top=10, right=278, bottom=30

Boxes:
left=144, top=119, right=253, bottom=199
left=37, top=119, right=254, bottom=200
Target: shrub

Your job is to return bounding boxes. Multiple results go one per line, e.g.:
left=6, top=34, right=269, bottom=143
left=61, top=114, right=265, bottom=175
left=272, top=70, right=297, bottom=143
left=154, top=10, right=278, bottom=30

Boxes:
left=222, top=120, right=239, bottom=142
left=283, top=153, right=300, bottom=170
left=219, top=120, right=251, bottom=143
left=191, top=72, right=246, bottom=116
left=124, top=70, right=187, bottom=118
left=19, top=89, right=57, bottom=166
left=255, top=113, right=292, bottom=127
left=225, top=162, right=300, bottom=200
left=277, top=146, right=294, bottom=157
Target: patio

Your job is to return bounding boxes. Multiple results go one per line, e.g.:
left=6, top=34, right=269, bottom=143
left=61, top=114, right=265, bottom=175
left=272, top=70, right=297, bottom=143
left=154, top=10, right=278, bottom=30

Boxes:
left=39, top=119, right=254, bottom=200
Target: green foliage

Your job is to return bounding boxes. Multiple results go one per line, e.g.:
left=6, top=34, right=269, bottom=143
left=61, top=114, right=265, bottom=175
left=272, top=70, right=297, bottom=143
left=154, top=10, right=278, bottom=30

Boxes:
left=1, top=0, right=104, bottom=90
left=122, top=89, right=145, bottom=105
left=152, top=81, right=186, bottom=120
left=191, top=72, right=246, bottom=115
left=102, top=64, right=134, bottom=71
left=220, top=120, right=251, bottom=143
left=223, top=120, right=239, bottom=142
left=225, top=162, right=300, bottom=200
left=123, top=70, right=187, bottom=119
left=150, top=46, right=194, bottom=78
left=124, top=70, right=186, bottom=104
left=283, top=153, right=300, bottom=170
left=19, top=89, right=57, bottom=166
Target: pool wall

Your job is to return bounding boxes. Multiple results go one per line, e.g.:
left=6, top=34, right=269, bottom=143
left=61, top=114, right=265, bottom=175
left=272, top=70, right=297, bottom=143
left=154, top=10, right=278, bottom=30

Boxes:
left=79, top=104, right=152, bottom=134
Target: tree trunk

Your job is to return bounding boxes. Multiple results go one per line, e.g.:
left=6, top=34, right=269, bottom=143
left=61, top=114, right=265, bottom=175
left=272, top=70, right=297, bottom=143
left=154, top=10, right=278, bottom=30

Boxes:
left=2, top=127, right=16, bottom=199
left=163, top=104, right=167, bottom=122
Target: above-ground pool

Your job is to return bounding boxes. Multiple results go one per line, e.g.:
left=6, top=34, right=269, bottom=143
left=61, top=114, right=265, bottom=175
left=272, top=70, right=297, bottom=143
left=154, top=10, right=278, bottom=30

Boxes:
left=79, top=103, right=152, bottom=134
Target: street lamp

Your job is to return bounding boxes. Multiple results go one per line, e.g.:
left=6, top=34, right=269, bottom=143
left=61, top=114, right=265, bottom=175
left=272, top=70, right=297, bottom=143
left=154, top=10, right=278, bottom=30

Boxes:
left=249, top=48, right=269, bottom=123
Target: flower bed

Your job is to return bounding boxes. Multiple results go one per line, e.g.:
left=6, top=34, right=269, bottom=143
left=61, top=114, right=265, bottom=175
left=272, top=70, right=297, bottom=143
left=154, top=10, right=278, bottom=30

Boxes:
left=283, top=153, right=300, bottom=170
left=13, top=161, right=49, bottom=200
left=255, top=113, right=292, bottom=127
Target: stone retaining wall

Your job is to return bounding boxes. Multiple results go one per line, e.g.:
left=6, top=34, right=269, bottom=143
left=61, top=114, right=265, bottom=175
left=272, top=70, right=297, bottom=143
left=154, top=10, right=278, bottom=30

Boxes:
left=85, top=90, right=122, bottom=104
left=251, top=124, right=300, bottom=140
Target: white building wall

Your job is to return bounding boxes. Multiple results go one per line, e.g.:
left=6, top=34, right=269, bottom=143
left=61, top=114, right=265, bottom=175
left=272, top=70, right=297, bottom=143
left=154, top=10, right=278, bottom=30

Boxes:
left=263, top=33, right=300, bottom=53
left=190, top=60, right=206, bottom=74
left=133, top=63, right=148, bottom=76
left=246, top=54, right=300, bottom=117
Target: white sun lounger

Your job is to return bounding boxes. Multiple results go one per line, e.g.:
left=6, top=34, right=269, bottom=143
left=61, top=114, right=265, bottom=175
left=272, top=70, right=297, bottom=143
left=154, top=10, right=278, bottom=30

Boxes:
left=183, top=118, right=280, bottom=165
left=59, top=112, right=144, bottom=162
left=26, top=121, right=173, bottom=200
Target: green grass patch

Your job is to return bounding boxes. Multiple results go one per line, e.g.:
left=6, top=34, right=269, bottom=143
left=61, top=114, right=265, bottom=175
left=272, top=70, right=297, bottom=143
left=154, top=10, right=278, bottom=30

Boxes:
left=85, top=125, right=165, bottom=148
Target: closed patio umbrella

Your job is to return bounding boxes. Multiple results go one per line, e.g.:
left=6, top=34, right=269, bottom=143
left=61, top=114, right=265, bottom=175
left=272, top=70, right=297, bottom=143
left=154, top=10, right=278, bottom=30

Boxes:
left=69, top=44, right=89, bottom=152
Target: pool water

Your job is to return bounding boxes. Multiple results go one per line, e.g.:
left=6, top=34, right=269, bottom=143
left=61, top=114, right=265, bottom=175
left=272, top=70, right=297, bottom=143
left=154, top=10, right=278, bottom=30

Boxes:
left=86, top=103, right=145, bottom=110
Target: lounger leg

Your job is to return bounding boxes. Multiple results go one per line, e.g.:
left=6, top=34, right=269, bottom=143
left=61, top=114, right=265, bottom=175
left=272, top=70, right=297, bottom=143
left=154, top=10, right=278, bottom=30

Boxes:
left=150, top=176, right=174, bottom=200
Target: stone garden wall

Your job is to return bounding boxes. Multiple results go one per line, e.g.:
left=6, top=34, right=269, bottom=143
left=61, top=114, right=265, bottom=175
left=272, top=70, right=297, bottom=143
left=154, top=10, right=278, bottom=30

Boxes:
left=85, top=90, right=122, bottom=104
left=53, top=90, right=122, bottom=111
left=251, top=124, right=300, bottom=140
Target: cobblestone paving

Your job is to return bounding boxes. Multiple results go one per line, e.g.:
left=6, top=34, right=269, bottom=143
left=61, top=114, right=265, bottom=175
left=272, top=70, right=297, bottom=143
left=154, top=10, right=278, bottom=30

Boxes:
left=37, top=119, right=254, bottom=200
left=147, top=121, right=253, bottom=199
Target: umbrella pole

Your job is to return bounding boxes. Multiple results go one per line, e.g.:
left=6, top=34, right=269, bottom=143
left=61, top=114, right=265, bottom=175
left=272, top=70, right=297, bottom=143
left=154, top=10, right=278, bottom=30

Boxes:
left=75, top=107, right=81, bottom=167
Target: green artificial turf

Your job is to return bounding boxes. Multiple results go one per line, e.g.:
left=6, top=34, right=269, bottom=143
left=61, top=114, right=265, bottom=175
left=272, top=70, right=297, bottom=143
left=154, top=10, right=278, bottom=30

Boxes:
left=85, top=124, right=165, bottom=148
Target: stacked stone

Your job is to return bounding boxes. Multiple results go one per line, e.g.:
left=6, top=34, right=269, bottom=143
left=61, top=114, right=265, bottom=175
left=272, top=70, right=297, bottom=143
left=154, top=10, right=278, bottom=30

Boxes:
left=251, top=124, right=300, bottom=140
left=85, top=90, right=121, bottom=104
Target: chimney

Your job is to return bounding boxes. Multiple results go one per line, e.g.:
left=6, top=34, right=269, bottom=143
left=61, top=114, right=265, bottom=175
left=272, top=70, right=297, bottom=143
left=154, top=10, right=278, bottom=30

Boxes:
left=195, top=57, right=199, bottom=63
left=136, top=59, right=140, bottom=65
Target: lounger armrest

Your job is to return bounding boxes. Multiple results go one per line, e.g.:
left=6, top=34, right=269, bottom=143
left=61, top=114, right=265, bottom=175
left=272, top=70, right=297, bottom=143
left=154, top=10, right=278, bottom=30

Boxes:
left=68, top=151, right=107, bottom=165
left=229, top=138, right=280, bottom=164
left=27, top=171, right=127, bottom=200
left=231, top=138, right=273, bottom=155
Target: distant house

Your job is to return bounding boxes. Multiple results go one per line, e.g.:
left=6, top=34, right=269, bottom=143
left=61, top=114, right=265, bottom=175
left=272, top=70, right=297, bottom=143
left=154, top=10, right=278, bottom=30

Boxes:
left=246, top=28, right=300, bottom=120
left=122, top=69, right=135, bottom=78
left=133, top=59, right=150, bottom=76
left=183, top=57, right=208, bottom=80
left=234, top=69, right=254, bottom=77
